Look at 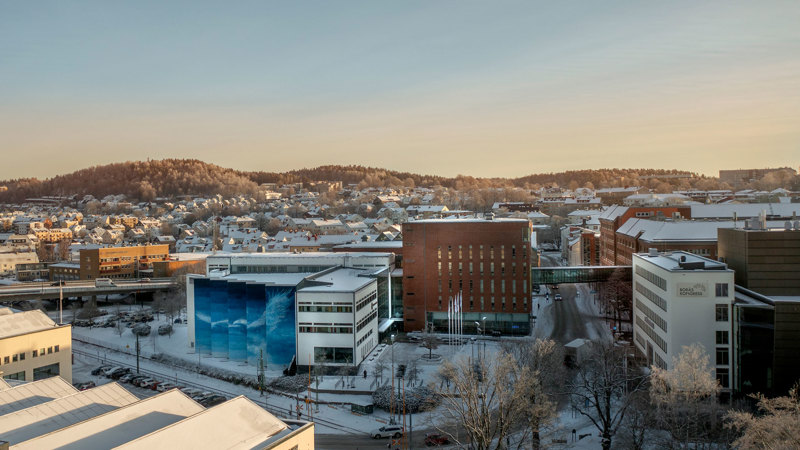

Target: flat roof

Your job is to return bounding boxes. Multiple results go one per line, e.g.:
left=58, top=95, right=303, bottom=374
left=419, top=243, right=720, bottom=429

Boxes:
left=0, top=382, right=138, bottom=445
left=116, top=396, right=288, bottom=450
left=0, top=309, right=61, bottom=339
left=208, top=251, right=394, bottom=258
left=0, top=378, right=10, bottom=390
left=0, top=377, right=78, bottom=417
left=300, top=267, right=375, bottom=293
left=14, top=389, right=204, bottom=450
left=217, top=273, right=312, bottom=286
left=634, top=251, right=730, bottom=272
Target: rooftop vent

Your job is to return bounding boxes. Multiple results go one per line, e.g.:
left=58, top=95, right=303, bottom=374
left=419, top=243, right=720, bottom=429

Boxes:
left=648, top=248, right=658, bottom=257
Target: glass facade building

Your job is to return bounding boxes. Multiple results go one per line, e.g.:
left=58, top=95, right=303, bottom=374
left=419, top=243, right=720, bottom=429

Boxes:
left=194, top=278, right=297, bottom=367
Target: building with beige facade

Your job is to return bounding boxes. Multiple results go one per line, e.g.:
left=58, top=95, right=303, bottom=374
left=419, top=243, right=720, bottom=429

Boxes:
left=79, top=244, right=169, bottom=280
left=0, top=308, right=72, bottom=383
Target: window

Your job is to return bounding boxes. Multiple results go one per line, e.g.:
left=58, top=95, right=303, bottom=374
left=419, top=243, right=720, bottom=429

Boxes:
left=716, top=331, right=729, bottom=345
left=715, top=283, right=729, bottom=297
left=19, top=352, right=25, bottom=361
left=12, top=354, right=17, bottom=362
left=32, top=349, right=38, bottom=358
left=715, top=304, right=729, bottom=322
left=3, top=371, right=24, bottom=381
left=716, top=368, right=730, bottom=388
left=716, top=347, right=729, bottom=366
left=47, top=347, right=53, bottom=354
left=33, top=363, right=60, bottom=381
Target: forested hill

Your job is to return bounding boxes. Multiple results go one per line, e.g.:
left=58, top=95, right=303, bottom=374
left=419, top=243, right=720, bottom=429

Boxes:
left=0, top=159, right=722, bottom=202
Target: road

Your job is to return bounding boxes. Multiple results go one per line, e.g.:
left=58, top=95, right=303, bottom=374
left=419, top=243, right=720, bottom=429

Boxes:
left=0, top=278, right=175, bottom=302
left=538, top=252, right=609, bottom=345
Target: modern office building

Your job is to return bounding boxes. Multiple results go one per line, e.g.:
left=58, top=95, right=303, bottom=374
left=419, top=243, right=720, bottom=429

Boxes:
left=401, top=218, right=532, bottom=333
left=188, top=252, right=394, bottom=369
left=732, top=286, right=800, bottom=396
left=79, top=244, right=170, bottom=280
left=632, top=251, right=734, bottom=390
left=0, top=308, right=72, bottom=383
left=718, top=226, right=800, bottom=296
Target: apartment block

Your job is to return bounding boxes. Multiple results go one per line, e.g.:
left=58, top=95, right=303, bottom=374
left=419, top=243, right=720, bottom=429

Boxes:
left=0, top=308, right=72, bottom=383
left=78, top=244, right=169, bottom=280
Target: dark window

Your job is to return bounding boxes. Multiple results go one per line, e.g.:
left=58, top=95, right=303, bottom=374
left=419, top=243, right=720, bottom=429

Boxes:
left=33, top=363, right=60, bottom=381
left=716, top=331, right=729, bottom=345
left=715, top=283, right=729, bottom=297
left=716, top=368, right=729, bottom=388
left=715, top=304, right=729, bottom=322
left=716, top=348, right=729, bottom=366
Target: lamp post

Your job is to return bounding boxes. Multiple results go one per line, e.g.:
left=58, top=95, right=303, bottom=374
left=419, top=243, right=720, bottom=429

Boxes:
left=390, top=334, right=396, bottom=425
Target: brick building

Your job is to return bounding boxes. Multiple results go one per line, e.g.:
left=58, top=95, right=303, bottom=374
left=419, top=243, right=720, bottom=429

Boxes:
left=718, top=227, right=800, bottom=296
left=599, top=205, right=691, bottom=265
left=401, top=219, right=532, bottom=334
left=78, top=244, right=169, bottom=280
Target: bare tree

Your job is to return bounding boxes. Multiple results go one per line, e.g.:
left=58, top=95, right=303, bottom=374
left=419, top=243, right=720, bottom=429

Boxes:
left=569, top=342, right=645, bottom=450
left=650, top=344, right=730, bottom=448
left=438, top=351, right=535, bottom=450
left=726, top=382, right=800, bottom=449
left=502, top=339, right=563, bottom=449
left=421, top=323, right=439, bottom=360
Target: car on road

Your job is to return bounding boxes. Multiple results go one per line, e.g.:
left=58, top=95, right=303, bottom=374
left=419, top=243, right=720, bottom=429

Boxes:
left=95, top=278, right=115, bottom=287
left=370, top=425, right=404, bottom=439
left=424, top=433, right=450, bottom=446
left=50, top=280, right=65, bottom=286
left=138, top=278, right=151, bottom=283
left=554, top=293, right=562, bottom=301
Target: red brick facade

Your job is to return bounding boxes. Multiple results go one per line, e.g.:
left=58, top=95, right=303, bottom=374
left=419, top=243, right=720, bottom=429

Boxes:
left=401, top=220, right=532, bottom=332
left=599, top=206, right=691, bottom=265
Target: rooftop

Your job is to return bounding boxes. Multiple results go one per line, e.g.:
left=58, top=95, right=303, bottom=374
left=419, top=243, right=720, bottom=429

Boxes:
left=0, top=382, right=138, bottom=445
left=0, top=377, right=78, bottom=417
left=634, top=251, right=730, bottom=272
left=300, top=267, right=375, bottom=293
left=0, top=310, right=62, bottom=340
left=406, top=218, right=529, bottom=224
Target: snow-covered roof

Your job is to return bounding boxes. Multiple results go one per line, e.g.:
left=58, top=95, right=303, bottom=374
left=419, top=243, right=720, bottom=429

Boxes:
left=301, top=267, right=375, bottom=293
left=0, top=378, right=78, bottom=417
left=0, top=310, right=60, bottom=339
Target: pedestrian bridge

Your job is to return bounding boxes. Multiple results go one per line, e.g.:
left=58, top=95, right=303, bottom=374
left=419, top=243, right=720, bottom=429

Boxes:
left=531, top=266, right=631, bottom=285
left=0, top=279, right=176, bottom=303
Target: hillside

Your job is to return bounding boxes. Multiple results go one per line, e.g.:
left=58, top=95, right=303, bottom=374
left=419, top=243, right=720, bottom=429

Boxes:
left=0, top=159, right=730, bottom=203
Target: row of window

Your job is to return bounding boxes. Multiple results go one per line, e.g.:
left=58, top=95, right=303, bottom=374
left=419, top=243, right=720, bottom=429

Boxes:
left=634, top=298, right=667, bottom=332
left=1, top=345, right=60, bottom=365
left=437, top=261, right=528, bottom=278
left=437, top=245, right=527, bottom=261
left=355, top=292, right=377, bottom=312
left=634, top=281, right=667, bottom=312
left=437, top=295, right=527, bottom=311
left=635, top=315, right=667, bottom=353
left=298, top=304, right=353, bottom=313
left=356, top=310, right=378, bottom=332
left=357, top=328, right=374, bottom=347
left=299, top=325, right=353, bottom=334
left=635, top=265, right=667, bottom=290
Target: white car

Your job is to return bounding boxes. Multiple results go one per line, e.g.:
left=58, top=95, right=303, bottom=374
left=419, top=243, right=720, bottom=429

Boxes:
left=370, top=425, right=403, bottom=439
left=102, top=366, right=122, bottom=377
left=156, top=382, right=179, bottom=392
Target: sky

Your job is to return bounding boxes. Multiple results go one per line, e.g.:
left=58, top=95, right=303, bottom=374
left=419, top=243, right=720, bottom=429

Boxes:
left=1, top=0, right=799, bottom=180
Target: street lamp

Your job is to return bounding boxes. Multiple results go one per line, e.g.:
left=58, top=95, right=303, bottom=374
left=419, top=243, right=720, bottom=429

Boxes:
left=390, top=334, right=396, bottom=425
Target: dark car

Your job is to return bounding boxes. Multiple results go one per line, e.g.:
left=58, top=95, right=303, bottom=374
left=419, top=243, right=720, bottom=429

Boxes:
left=50, top=280, right=65, bottom=286
left=109, top=367, right=130, bottom=379
left=200, top=394, right=227, bottom=407
left=75, top=381, right=96, bottom=391
left=91, top=365, right=112, bottom=376
left=424, top=433, right=450, bottom=446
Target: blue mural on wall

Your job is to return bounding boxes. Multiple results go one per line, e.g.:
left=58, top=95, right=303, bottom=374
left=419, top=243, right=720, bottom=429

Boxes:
left=194, top=278, right=297, bottom=367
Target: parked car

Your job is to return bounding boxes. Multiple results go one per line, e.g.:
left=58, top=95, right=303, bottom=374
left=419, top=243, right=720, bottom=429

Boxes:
left=109, top=368, right=130, bottom=379
left=200, top=394, right=227, bottom=407
left=91, top=365, right=112, bottom=376
left=424, top=433, right=450, bottom=446
left=102, top=366, right=122, bottom=377
left=156, top=382, right=179, bottom=392
left=132, top=324, right=151, bottom=336
left=118, top=373, right=137, bottom=383
left=138, top=378, right=158, bottom=389
left=95, top=278, right=115, bottom=287
left=158, top=324, right=173, bottom=335
left=180, top=387, right=202, bottom=397
left=129, top=375, right=148, bottom=385
left=191, top=392, right=214, bottom=402
left=370, top=425, right=404, bottom=439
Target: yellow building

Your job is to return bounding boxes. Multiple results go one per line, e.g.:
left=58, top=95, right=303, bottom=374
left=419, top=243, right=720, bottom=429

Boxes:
left=0, top=308, right=72, bottom=383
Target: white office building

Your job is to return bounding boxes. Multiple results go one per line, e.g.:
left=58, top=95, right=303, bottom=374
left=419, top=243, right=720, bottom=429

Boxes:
left=296, top=267, right=378, bottom=367
left=632, top=251, right=734, bottom=389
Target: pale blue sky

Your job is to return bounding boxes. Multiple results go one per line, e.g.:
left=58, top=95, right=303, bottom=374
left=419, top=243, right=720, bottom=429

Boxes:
left=1, top=1, right=799, bottom=179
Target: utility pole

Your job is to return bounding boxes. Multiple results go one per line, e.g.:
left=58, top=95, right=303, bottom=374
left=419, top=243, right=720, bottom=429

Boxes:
left=135, top=333, right=140, bottom=374
left=58, top=282, right=63, bottom=325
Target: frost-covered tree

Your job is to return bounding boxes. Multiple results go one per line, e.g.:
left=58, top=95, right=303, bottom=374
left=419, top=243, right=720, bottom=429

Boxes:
left=650, top=343, right=728, bottom=448
left=727, top=382, right=800, bottom=449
